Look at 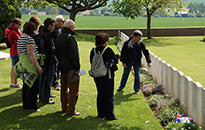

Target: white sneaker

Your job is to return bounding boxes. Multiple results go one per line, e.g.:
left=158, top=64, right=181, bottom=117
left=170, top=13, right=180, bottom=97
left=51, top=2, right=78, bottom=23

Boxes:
left=134, top=92, right=140, bottom=95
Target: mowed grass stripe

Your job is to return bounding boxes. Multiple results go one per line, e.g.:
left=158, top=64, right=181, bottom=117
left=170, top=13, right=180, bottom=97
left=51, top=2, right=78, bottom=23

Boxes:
left=21, top=15, right=205, bottom=29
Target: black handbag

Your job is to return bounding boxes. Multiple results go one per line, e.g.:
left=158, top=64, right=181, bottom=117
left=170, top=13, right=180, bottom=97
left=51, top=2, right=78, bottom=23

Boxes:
left=67, top=70, right=79, bottom=83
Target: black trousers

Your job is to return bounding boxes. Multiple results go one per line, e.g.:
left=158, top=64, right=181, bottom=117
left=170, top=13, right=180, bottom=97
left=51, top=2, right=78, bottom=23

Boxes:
left=22, top=76, right=39, bottom=110
left=52, top=56, right=60, bottom=87
left=94, top=74, right=115, bottom=119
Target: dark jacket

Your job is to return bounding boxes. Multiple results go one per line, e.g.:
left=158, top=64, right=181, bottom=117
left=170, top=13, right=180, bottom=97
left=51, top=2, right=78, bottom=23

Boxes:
left=38, top=28, right=55, bottom=65
left=120, top=37, right=151, bottom=66
left=54, top=27, right=80, bottom=74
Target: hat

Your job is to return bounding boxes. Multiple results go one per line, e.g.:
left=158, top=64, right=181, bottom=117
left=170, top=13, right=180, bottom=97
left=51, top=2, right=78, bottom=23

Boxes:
left=55, top=15, right=64, bottom=22
left=133, top=30, right=143, bottom=37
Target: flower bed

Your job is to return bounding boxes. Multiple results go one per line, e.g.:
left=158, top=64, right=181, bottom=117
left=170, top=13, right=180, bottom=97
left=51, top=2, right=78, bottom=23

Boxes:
left=140, top=68, right=201, bottom=130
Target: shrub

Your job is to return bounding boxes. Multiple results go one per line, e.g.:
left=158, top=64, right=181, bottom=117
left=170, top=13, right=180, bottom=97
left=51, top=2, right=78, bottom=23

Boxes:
left=140, top=72, right=154, bottom=85
left=152, top=84, right=166, bottom=95
left=202, top=38, right=205, bottom=42
left=141, top=83, right=165, bottom=97
left=30, top=10, right=38, bottom=15
left=140, top=67, right=200, bottom=129
left=0, top=1, right=21, bottom=43
left=141, top=84, right=155, bottom=96
left=166, top=122, right=200, bottom=130
left=156, top=98, right=184, bottom=126
left=148, top=94, right=167, bottom=107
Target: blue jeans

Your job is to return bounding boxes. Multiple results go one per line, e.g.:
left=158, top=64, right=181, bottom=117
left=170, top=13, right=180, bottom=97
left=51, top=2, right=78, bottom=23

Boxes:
left=120, top=62, right=140, bottom=92
left=11, top=55, right=19, bottom=66
left=39, top=63, right=55, bottom=102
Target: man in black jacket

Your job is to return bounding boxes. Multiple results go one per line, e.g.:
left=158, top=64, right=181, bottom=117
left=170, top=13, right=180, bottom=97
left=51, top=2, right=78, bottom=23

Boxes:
left=51, top=15, right=65, bottom=91
left=55, top=19, right=80, bottom=115
left=117, top=30, right=151, bottom=94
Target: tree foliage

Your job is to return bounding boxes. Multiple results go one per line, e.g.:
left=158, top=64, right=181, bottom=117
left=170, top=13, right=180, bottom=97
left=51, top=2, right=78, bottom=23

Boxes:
left=0, top=0, right=22, bottom=43
left=24, top=0, right=109, bottom=21
left=188, top=2, right=205, bottom=17
left=112, top=0, right=185, bottom=39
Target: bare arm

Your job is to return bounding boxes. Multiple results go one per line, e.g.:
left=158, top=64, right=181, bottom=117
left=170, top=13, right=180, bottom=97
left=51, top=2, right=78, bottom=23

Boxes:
left=27, top=44, right=43, bottom=74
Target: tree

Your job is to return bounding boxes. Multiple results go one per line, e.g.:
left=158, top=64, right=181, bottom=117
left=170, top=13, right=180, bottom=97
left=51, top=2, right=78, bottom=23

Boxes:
left=39, top=0, right=109, bottom=21
left=187, top=2, right=205, bottom=17
left=49, top=7, right=58, bottom=15
left=30, top=10, right=38, bottom=15
left=112, top=0, right=185, bottom=39
left=0, top=0, right=22, bottom=43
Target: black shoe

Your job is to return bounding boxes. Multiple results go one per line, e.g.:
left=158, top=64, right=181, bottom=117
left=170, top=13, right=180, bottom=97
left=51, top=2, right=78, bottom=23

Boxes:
left=40, top=99, right=55, bottom=104
left=117, top=87, right=122, bottom=92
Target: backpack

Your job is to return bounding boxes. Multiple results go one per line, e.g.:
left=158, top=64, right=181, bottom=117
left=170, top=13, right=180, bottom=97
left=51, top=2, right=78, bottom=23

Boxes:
left=33, top=32, right=45, bottom=54
left=89, top=47, right=108, bottom=78
left=4, top=26, right=13, bottom=48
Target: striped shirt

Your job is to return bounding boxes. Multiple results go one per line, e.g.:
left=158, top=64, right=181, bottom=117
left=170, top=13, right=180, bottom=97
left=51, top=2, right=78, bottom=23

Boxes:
left=17, top=35, right=38, bottom=54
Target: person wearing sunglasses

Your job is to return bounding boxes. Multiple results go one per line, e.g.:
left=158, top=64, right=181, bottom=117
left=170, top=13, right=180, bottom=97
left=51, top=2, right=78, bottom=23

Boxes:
left=4, top=18, right=23, bottom=88
left=51, top=15, right=65, bottom=91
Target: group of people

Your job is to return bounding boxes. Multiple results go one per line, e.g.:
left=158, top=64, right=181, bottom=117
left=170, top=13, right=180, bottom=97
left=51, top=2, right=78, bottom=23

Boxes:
left=4, top=15, right=151, bottom=120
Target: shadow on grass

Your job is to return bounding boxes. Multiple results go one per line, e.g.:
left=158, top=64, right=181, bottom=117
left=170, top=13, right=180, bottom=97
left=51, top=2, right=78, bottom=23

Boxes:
left=0, top=88, right=10, bottom=93
left=0, top=106, right=142, bottom=130
left=114, top=92, right=141, bottom=105
left=143, top=38, right=174, bottom=47
left=0, top=89, right=21, bottom=109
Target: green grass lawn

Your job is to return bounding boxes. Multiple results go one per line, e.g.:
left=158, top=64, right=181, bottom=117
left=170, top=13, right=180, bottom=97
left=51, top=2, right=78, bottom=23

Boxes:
left=144, top=36, right=205, bottom=88
left=0, top=34, right=163, bottom=130
left=21, top=15, right=205, bottom=29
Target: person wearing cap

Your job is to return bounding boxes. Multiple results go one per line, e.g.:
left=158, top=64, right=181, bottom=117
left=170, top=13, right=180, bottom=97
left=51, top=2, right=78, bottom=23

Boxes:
left=51, top=15, right=65, bottom=91
left=117, top=30, right=151, bottom=94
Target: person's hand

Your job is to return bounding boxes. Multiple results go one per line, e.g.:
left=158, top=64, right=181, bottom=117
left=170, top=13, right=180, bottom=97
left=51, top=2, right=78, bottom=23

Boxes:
left=37, top=66, right=43, bottom=75
left=115, top=54, right=120, bottom=59
left=147, top=63, right=151, bottom=68
left=123, top=63, right=127, bottom=68
left=75, top=71, right=80, bottom=75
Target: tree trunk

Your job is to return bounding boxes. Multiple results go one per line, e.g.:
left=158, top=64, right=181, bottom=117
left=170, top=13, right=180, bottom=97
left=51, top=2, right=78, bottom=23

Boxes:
left=70, top=11, right=77, bottom=21
left=147, top=9, right=152, bottom=39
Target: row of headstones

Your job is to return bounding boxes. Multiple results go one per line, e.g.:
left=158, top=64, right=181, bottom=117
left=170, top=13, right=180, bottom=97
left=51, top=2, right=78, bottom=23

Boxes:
left=119, top=31, right=205, bottom=129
